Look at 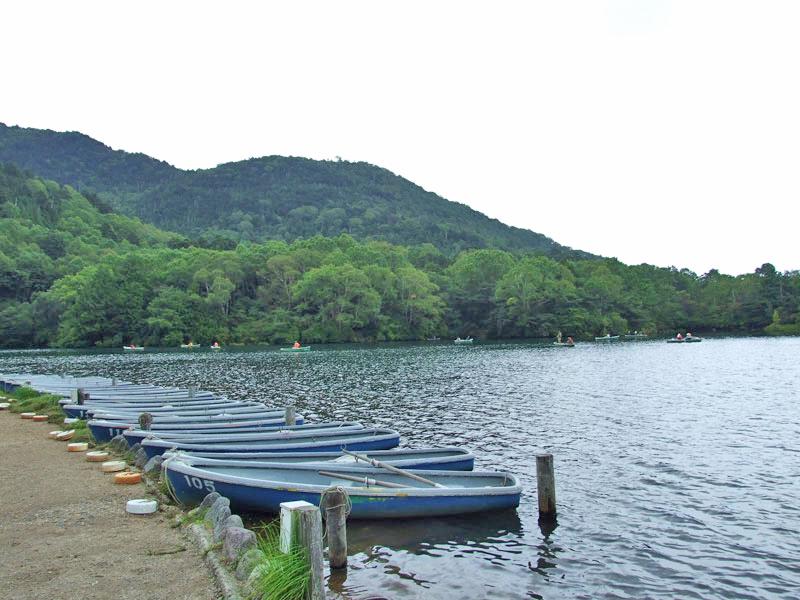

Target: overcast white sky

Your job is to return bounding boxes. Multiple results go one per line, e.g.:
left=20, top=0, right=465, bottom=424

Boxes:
left=3, top=1, right=798, bottom=275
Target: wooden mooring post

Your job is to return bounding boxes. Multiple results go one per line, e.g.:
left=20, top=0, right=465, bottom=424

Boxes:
left=322, top=487, right=348, bottom=570
left=187, top=384, right=197, bottom=399
left=536, top=453, right=557, bottom=517
left=279, top=500, right=325, bottom=600
left=285, top=405, right=297, bottom=426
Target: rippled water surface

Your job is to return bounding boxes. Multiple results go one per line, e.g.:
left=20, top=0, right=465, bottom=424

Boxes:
left=2, top=337, right=799, bottom=599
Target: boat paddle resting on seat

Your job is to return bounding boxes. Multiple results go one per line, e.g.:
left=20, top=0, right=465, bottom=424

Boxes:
left=164, top=447, right=476, bottom=471
left=163, top=457, right=521, bottom=518
left=453, top=337, right=474, bottom=344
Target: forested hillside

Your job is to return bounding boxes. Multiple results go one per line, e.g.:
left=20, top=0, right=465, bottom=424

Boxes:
left=1, top=162, right=798, bottom=348
left=0, top=123, right=583, bottom=257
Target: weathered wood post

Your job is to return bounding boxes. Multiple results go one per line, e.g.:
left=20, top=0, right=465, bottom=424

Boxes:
left=322, top=487, right=348, bottom=570
left=74, top=388, right=89, bottom=405
left=285, top=405, right=297, bottom=426
left=187, top=385, right=197, bottom=399
left=112, top=377, right=118, bottom=386
left=280, top=500, right=325, bottom=600
left=536, top=453, right=557, bottom=517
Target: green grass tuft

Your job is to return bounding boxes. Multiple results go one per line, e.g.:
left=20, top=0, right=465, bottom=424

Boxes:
left=250, top=521, right=310, bottom=600
left=6, top=389, right=96, bottom=444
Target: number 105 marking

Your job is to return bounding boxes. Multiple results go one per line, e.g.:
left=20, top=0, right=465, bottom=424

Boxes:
left=183, top=475, right=216, bottom=492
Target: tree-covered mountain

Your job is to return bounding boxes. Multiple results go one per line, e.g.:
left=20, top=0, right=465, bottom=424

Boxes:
left=2, top=161, right=798, bottom=349
left=0, top=122, right=587, bottom=257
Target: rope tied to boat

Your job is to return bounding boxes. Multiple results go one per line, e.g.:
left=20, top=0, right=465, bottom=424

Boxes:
left=320, top=486, right=352, bottom=518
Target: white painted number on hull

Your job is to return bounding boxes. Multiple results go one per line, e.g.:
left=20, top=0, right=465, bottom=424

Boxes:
left=183, top=475, right=216, bottom=492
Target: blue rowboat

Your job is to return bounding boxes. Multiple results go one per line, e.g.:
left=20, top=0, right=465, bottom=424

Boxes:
left=59, top=395, right=225, bottom=408
left=89, top=409, right=284, bottom=424
left=89, top=415, right=309, bottom=444
left=163, top=459, right=521, bottom=519
left=165, top=447, right=475, bottom=471
left=120, top=421, right=359, bottom=447
left=69, top=404, right=270, bottom=420
left=142, top=428, right=400, bottom=459
left=62, top=400, right=255, bottom=419
left=87, top=402, right=265, bottom=418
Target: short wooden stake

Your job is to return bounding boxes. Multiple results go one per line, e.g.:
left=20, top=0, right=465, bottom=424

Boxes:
left=536, top=453, right=557, bottom=516
left=279, top=500, right=325, bottom=600
left=285, top=406, right=296, bottom=426
left=323, top=487, right=348, bottom=570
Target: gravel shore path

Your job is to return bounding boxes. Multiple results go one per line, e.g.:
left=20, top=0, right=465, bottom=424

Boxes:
left=0, top=412, right=219, bottom=599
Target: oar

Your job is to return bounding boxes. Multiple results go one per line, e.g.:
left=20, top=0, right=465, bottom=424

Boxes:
left=340, top=449, right=446, bottom=488
left=318, top=470, right=408, bottom=489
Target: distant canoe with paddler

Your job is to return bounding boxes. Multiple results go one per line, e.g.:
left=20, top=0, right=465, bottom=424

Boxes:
left=553, top=342, right=575, bottom=347
left=453, top=337, right=473, bottom=344
left=163, top=458, right=521, bottom=519
left=123, top=345, right=144, bottom=351
left=594, top=335, right=619, bottom=341
left=280, top=346, right=311, bottom=352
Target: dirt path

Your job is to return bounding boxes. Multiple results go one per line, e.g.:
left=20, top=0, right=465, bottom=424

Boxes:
left=0, top=412, right=219, bottom=600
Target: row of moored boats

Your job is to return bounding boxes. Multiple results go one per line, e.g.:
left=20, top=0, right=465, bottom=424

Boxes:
left=0, top=373, right=521, bottom=519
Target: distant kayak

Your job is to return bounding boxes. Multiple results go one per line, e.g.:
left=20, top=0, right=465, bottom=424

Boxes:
left=553, top=342, right=575, bottom=347
left=180, top=343, right=199, bottom=349
left=210, top=344, right=222, bottom=350
left=624, top=333, right=648, bottom=339
left=454, top=337, right=474, bottom=344
left=594, top=335, right=619, bottom=341
left=123, top=346, right=144, bottom=351
left=667, top=336, right=702, bottom=343
left=280, top=346, right=311, bottom=352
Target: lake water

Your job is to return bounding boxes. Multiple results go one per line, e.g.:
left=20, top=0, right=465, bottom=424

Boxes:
left=2, top=337, right=798, bottom=599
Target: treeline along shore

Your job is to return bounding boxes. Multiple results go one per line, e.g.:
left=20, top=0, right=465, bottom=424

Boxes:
left=1, top=162, right=799, bottom=348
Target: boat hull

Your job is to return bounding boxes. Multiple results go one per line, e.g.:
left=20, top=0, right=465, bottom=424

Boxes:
left=143, top=429, right=400, bottom=459
left=164, top=461, right=520, bottom=519
left=90, top=416, right=308, bottom=444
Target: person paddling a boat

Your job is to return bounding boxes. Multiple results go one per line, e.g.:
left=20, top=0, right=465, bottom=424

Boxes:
left=556, top=331, right=563, bottom=343
left=293, top=340, right=301, bottom=349
left=566, top=336, right=574, bottom=344
left=676, top=332, right=684, bottom=340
